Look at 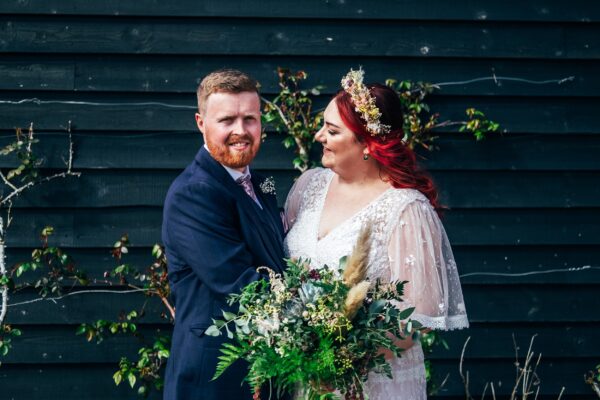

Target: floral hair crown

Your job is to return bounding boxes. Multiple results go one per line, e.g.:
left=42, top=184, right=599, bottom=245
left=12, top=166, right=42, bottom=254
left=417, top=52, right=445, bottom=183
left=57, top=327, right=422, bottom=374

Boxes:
left=341, top=67, right=391, bottom=136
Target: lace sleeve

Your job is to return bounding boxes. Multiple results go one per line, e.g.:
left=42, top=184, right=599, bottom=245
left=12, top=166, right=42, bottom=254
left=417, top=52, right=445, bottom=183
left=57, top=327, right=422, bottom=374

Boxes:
left=284, top=168, right=322, bottom=230
left=388, top=199, right=469, bottom=331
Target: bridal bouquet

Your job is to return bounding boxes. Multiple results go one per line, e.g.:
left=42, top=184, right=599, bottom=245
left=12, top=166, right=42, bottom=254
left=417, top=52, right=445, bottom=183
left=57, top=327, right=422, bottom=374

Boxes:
left=206, top=228, right=418, bottom=400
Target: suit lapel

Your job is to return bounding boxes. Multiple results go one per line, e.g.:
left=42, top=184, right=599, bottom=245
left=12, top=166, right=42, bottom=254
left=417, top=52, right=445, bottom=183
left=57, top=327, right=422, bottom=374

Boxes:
left=195, top=148, right=284, bottom=274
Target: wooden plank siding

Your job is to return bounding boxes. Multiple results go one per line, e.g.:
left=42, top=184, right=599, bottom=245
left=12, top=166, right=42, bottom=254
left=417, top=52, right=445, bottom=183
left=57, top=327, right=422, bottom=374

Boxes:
left=0, top=1, right=599, bottom=399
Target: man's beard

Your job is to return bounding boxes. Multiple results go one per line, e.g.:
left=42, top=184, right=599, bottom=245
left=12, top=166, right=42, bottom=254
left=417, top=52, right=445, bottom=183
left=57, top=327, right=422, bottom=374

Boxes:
left=206, top=133, right=259, bottom=169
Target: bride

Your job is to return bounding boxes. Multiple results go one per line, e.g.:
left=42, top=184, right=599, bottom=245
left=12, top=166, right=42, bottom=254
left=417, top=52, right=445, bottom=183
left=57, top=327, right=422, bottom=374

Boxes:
left=283, top=69, right=469, bottom=399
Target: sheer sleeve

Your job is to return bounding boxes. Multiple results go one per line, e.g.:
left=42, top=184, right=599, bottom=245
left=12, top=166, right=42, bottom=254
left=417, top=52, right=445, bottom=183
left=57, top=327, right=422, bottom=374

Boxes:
left=388, top=199, right=469, bottom=331
left=284, top=168, right=321, bottom=230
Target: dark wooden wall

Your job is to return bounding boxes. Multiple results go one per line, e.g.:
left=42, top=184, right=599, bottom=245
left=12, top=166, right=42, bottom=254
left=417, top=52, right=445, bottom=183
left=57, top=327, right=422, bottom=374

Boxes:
left=1, top=1, right=599, bottom=398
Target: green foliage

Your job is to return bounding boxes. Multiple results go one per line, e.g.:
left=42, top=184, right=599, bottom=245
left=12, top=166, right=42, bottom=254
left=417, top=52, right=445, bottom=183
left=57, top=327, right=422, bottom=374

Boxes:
left=0, top=125, right=42, bottom=183
left=76, top=311, right=139, bottom=344
left=12, top=226, right=89, bottom=297
left=261, top=68, right=499, bottom=175
left=79, top=235, right=172, bottom=397
left=208, top=258, right=420, bottom=399
left=420, top=330, right=449, bottom=395
left=113, top=335, right=171, bottom=397
left=0, top=324, right=22, bottom=360
left=585, top=363, right=600, bottom=397
left=6, top=227, right=172, bottom=398
left=386, top=79, right=500, bottom=150
left=262, top=68, right=324, bottom=172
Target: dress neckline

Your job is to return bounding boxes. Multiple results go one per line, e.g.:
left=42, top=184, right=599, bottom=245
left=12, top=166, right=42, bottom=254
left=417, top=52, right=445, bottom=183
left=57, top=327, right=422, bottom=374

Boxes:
left=316, top=169, right=394, bottom=243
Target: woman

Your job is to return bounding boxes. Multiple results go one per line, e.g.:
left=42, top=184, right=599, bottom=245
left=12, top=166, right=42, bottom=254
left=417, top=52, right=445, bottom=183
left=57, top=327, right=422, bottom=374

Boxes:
left=283, top=69, right=469, bottom=399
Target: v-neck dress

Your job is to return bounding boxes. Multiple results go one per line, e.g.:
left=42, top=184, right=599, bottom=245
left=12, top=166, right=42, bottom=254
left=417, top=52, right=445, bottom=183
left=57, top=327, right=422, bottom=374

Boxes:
left=283, top=168, right=469, bottom=400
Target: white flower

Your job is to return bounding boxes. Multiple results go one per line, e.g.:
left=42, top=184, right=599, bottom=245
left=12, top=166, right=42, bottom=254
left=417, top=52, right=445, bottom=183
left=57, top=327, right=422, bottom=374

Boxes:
left=259, top=176, right=277, bottom=195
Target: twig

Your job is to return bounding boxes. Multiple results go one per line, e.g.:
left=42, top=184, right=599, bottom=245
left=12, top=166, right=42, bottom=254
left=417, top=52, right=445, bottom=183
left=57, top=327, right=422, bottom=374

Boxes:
left=0, top=171, right=18, bottom=192
left=66, top=120, right=74, bottom=172
left=0, top=170, right=81, bottom=206
left=459, top=336, right=473, bottom=400
left=260, top=97, right=292, bottom=130
left=480, top=382, right=489, bottom=400
left=0, top=219, right=7, bottom=326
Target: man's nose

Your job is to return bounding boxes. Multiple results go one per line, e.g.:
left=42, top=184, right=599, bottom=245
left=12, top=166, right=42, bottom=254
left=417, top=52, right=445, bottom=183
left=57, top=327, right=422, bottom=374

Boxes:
left=232, top=118, right=245, bottom=134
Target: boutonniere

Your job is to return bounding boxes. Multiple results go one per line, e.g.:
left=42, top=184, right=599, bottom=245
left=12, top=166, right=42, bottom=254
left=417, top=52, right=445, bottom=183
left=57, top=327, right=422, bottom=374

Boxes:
left=259, top=176, right=277, bottom=196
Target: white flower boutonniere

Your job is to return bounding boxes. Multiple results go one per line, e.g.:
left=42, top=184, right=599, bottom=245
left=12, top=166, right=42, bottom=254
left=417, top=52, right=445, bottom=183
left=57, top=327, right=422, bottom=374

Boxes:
left=259, top=176, right=277, bottom=196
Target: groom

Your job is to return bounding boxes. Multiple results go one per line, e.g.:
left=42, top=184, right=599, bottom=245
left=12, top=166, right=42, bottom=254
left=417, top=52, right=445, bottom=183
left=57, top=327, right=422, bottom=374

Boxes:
left=162, top=69, right=286, bottom=400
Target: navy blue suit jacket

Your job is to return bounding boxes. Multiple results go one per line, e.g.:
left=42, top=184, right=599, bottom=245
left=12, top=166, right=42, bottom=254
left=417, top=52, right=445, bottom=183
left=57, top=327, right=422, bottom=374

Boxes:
left=162, top=147, right=286, bottom=400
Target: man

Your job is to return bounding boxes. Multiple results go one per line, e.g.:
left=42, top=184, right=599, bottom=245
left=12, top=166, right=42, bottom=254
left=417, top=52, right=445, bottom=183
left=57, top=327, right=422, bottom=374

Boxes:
left=162, top=69, right=286, bottom=400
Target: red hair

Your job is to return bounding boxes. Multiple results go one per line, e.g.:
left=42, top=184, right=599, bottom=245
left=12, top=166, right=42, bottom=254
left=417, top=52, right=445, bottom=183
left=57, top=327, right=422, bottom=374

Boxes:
left=334, top=84, right=440, bottom=210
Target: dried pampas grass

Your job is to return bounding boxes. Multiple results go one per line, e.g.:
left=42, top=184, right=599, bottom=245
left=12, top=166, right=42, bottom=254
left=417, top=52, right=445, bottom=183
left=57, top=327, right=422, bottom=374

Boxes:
left=344, top=280, right=370, bottom=320
left=342, top=226, right=371, bottom=287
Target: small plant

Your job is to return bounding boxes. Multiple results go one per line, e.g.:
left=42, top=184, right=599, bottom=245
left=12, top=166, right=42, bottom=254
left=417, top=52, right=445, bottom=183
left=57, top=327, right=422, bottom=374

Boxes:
left=585, top=363, right=600, bottom=397
left=77, top=234, right=172, bottom=397
left=385, top=79, right=499, bottom=150
left=420, top=330, right=449, bottom=395
left=262, top=68, right=324, bottom=172
left=0, top=324, right=21, bottom=363
left=459, top=335, right=565, bottom=400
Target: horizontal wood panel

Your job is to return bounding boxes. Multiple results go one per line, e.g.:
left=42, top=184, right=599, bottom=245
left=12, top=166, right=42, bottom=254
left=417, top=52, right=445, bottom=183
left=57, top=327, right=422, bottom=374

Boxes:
left=6, top=284, right=600, bottom=324
left=431, top=357, right=592, bottom=396
left=1, top=93, right=599, bottom=133
left=2, top=325, right=168, bottom=364
left=6, top=245, right=600, bottom=285
left=0, top=358, right=592, bottom=398
left=3, top=322, right=598, bottom=364
left=6, top=169, right=600, bottom=208
left=6, top=290, right=168, bottom=324
left=1, top=132, right=597, bottom=172
left=1, top=17, right=598, bottom=59
left=0, top=55, right=594, bottom=97
left=3, top=207, right=600, bottom=248
left=0, top=0, right=597, bottom=21
left=453, top=245, right=600, bottom=284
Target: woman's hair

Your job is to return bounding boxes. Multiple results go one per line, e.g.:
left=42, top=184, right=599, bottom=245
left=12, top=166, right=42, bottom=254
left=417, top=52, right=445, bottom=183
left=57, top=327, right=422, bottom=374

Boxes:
left=334, top=83, right=440, bottom=210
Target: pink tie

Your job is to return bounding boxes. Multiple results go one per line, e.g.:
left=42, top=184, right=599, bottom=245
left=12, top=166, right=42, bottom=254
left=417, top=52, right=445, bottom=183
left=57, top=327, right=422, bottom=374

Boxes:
left=236, top=175, right=261, bottom=208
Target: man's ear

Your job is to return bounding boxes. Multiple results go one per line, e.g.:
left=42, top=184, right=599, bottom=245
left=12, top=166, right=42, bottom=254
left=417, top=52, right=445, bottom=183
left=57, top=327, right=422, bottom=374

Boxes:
left=195, top=112, right=204, bottom=134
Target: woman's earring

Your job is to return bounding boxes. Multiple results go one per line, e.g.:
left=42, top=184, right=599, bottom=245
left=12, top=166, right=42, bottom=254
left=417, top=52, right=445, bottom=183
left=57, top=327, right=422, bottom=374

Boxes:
left=363, top=153, right=369, bottom=161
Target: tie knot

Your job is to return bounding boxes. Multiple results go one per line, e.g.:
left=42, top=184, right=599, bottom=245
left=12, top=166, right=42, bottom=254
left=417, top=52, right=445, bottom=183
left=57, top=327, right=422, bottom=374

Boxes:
left=236, top=175, right=252, bottom=185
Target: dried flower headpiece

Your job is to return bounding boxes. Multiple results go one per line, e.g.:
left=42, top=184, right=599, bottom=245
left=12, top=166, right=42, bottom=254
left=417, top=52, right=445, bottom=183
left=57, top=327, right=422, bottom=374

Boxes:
left=341, top=67, right=391, bottom=136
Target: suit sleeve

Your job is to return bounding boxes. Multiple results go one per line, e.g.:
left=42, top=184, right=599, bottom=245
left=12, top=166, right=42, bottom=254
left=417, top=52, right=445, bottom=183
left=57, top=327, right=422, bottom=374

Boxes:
left=164, top=181, right=263, bottom=296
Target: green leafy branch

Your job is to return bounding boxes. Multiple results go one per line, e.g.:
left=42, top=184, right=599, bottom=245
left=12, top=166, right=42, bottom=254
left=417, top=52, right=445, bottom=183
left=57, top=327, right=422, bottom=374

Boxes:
left=386, top=79, right=500, bottom=151
left=5, top=227, right=173, bottom=398
left=261, top=68, right=500, bottom=176
left=262, top=67, right=324, bottom=172
left=0, top=324, right=21, bottom=362
left=112, top=334, right=171, bottom=397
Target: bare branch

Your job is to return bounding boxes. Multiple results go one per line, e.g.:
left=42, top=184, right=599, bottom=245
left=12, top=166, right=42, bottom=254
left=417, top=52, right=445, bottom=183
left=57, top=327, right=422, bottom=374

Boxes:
left=459, top=336, right=473, bottom=400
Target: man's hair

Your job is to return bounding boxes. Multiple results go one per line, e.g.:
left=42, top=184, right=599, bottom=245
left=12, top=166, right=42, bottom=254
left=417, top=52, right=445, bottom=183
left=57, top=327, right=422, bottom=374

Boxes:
left=196, top=69, right=260, bottom=114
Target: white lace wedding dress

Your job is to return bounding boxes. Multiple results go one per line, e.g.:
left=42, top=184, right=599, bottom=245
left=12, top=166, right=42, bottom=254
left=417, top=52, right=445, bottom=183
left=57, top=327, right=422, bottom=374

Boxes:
left=283, top=168, right=469, bottom=400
